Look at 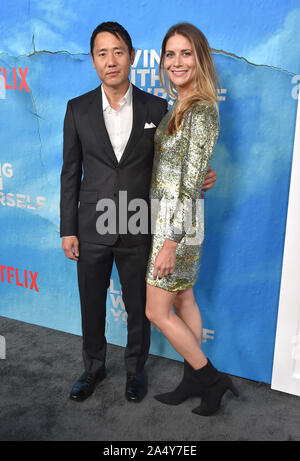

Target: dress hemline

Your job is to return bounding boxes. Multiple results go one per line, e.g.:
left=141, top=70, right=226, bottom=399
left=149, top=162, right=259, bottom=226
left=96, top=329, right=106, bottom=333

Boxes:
left=145, top=277, right=196, bottom=292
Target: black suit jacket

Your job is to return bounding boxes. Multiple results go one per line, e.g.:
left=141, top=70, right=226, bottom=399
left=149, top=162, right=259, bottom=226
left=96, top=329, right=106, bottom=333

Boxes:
left=60, top=84, right=168, bottom=246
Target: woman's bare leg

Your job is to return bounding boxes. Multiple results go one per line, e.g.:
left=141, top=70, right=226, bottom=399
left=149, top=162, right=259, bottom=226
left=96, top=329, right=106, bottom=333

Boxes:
left=146, top=284, right=207, bottom=370
left=174, top=288, right=203, bottom=346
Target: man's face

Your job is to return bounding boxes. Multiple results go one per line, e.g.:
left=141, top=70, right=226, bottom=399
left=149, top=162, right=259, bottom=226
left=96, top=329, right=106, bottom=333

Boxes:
left=91, top=31, right=135, bottom=89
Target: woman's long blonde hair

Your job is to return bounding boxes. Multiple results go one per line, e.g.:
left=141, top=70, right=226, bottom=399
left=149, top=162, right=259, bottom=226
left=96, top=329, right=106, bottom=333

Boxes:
left=159, top=22, right=220, bottom=134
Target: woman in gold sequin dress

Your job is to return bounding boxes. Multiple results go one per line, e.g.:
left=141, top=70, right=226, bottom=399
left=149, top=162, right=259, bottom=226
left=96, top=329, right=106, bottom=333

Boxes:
left=145, top=23, right=239, bottom=416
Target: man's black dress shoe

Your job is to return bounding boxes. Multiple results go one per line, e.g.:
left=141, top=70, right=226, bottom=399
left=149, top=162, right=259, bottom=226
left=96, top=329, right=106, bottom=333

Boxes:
left=125, top=370, right=148, bottom=402
left=70, top=367, right=106, bottom=402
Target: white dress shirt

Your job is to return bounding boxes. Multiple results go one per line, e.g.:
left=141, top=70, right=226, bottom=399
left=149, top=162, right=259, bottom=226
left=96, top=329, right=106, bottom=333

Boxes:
left=102, top=83, right=133, bottom=162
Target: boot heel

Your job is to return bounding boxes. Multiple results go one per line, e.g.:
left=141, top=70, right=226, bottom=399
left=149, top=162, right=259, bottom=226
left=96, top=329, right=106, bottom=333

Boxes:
left=229, top=382, right=239, bottom=397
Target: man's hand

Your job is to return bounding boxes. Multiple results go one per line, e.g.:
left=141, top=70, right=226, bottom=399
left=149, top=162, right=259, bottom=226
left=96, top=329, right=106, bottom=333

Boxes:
left=62, top=236, right=79, bottom=261
left=202, top=167, right=216, bottom=191
left=153, top=239, right=177, bottom=279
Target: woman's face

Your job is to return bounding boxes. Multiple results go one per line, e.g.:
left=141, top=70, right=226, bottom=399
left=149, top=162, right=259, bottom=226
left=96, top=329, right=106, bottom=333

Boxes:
left=164, top=33, right=196, bottom=94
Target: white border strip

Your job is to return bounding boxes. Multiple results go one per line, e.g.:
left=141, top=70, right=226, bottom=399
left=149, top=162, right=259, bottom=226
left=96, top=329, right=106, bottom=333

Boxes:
left=271, top=94, right=300, bottom=396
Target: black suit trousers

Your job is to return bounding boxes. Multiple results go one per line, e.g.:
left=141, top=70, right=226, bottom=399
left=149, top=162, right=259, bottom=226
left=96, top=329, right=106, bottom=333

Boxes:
left=77, top=236, right=151, bottom=375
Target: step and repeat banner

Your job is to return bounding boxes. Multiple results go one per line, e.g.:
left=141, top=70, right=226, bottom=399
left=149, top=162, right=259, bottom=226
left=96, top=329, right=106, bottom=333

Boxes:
left=0, top=0, right=299, bottom=383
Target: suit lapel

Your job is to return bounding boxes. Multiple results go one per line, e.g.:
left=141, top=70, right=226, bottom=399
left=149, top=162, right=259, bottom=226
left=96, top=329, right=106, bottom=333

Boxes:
left=88, top=85, right=118, bottom=167
left=118, top=84, right=148, bottom=167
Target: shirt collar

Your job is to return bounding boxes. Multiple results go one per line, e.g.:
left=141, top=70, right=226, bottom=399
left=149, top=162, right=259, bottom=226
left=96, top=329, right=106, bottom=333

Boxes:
left=101, top=83, right=132, bottom=112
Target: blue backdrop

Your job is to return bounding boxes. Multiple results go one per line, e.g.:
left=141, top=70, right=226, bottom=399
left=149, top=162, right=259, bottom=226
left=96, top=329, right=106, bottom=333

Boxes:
left=0, top=0, right=299, bottom=383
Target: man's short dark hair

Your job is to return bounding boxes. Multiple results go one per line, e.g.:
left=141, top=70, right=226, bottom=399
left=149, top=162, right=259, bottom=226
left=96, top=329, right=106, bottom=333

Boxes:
left=90, top=21, right=133, bottom=56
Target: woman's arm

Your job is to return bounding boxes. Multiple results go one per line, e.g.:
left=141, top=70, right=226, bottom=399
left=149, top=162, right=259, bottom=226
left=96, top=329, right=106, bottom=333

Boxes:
left=165, top=103, right=219, bottom=244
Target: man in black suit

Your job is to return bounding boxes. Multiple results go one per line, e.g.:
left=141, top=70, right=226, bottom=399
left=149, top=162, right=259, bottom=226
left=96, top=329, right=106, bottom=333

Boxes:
left=60, top=22, right=216, bottom=403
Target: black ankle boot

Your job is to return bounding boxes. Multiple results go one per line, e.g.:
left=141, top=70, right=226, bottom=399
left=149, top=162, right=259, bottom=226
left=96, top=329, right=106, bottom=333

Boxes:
left=154, top=360, right=206, bottom=405
left=191, top=359, right=239, bottom=416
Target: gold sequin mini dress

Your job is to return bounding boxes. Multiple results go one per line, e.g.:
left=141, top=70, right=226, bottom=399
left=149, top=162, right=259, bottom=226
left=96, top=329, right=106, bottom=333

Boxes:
left=145, top=101, right=219, bottom=292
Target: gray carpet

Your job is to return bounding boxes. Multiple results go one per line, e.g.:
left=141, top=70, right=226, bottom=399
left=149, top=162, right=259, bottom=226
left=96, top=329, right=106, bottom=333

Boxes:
left=0, top=315, right=299, bottom=441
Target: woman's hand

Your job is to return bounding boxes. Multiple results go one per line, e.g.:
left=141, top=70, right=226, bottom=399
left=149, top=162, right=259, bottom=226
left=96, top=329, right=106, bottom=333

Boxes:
left=201, top=167, right=216, bottom=191
left=153, top=239, right=178, bottom=279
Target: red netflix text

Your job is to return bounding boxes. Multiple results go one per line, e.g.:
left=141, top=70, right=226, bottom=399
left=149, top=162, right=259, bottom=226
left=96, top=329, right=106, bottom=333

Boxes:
left=0, top=265, right=39, bottom=292
left=0, top=68, right=30, bottom=92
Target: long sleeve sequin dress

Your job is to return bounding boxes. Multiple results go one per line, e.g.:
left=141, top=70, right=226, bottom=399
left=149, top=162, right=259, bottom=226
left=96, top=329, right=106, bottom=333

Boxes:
left=145, top=101, right=219, bottom=292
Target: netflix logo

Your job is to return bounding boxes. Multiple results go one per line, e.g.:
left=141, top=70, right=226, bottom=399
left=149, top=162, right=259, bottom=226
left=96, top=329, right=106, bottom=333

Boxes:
left=0, top=67, right=29, bottom=92
left=0, top=265, right=39, bottom=292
